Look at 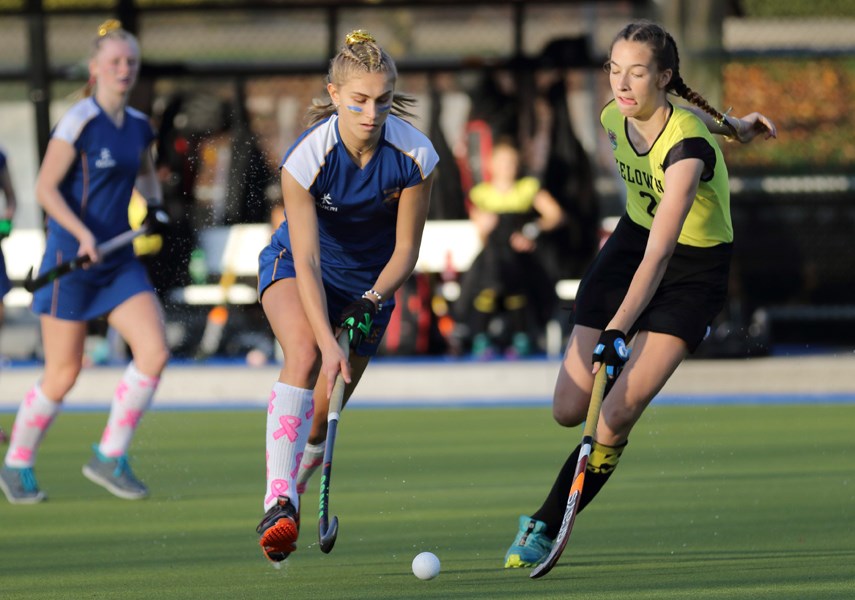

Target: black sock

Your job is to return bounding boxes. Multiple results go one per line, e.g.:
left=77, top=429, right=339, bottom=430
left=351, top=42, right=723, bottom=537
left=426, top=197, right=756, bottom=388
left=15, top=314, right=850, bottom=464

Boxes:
left=531, top=440, right=627, bottom=539
left=531, top=444, right=581, bottom=538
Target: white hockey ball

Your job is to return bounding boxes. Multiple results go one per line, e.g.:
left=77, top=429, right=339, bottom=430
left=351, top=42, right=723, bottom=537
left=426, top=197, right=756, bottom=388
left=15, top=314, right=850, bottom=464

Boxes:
left=412, top=551, right=441, bottom=580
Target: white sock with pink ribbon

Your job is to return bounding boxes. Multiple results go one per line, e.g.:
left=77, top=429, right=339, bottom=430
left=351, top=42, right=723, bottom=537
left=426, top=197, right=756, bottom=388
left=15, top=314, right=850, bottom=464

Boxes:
left=265, top=382, right=314, bottom=512
left=4, top=384, right=60, bottom=468
left=98, top=362, right=159, bottom=458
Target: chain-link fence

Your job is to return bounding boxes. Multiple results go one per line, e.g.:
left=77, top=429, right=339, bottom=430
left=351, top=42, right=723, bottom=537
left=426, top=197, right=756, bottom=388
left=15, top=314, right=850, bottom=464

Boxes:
left=1, top=0, right=854, bottom=358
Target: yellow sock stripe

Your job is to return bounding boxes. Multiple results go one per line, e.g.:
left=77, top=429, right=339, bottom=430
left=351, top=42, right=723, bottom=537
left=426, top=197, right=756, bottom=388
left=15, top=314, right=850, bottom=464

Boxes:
left=473, top=289, right=497, bottom=313
left=587, top=440, right=626, bottom=475
left=504, top=294, right=527, bottom=310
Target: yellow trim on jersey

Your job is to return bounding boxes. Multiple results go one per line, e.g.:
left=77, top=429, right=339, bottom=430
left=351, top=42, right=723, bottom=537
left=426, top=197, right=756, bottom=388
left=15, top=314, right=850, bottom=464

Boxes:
left=601, top=101, right=732, bottom=247
left=469, top=176, right=540, bottom=214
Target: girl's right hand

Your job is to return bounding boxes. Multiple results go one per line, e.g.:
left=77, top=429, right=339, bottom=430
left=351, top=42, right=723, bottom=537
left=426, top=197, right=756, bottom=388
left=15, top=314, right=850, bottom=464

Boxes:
left=322, top=332, right=351, bottom=399
left=77, top=229, right=99, bottom=264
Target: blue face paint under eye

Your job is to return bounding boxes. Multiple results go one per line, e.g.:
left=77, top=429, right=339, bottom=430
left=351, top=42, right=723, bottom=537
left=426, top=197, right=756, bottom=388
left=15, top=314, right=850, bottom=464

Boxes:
left=377, top=104, right=391, bottom=113
left=346, top=105, right=363, bottom=113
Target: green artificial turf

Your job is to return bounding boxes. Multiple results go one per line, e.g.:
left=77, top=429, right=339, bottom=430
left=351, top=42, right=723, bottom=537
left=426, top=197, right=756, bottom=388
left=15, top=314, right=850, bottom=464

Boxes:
left=0, top=403, right=852, bottom=599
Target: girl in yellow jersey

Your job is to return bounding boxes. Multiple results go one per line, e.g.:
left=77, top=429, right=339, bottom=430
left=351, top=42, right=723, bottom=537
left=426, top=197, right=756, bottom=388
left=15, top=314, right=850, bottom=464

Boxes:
left=505, top=20, right=777, bottom=568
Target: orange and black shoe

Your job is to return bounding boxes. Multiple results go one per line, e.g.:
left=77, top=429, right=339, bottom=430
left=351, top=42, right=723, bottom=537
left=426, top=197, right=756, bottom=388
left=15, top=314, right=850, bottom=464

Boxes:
left=257, top=496, right=300, bottom=562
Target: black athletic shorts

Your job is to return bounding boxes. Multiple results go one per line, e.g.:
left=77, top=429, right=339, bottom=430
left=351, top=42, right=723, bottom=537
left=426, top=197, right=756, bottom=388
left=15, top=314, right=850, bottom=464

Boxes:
left=572, top=214, right=732, bottom=353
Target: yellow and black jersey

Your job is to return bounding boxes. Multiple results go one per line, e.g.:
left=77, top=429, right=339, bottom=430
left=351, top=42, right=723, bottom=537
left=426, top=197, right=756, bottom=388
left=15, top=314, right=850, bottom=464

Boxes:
left=601, top=100, right=732, bottom=247
left=469, top=176, right=540, bottom=215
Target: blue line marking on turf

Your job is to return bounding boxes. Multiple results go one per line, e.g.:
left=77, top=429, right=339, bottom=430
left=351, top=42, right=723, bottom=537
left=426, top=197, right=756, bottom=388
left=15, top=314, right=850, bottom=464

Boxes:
left=2, top=392, right=854, bottom=414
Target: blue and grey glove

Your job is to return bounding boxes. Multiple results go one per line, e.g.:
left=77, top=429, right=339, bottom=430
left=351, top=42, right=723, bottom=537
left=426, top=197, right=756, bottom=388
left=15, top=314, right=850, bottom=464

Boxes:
left=592, top=329, right=629, bottom=379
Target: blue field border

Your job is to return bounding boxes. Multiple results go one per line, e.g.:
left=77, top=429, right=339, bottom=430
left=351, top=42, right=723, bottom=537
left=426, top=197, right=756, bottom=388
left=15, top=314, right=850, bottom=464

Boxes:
left=3, top=392, right=854, bottom=414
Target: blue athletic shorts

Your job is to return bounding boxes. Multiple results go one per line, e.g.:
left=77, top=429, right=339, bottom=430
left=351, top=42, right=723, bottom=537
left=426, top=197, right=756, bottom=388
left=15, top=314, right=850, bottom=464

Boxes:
left=31, top=244, right=154, bottom=321
left=258, top=244, right=393, bottom=357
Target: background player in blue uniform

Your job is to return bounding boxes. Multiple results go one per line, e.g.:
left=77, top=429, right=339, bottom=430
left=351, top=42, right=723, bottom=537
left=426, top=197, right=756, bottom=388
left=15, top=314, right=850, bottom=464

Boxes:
left=255, top=30, right=438, bottom=563
left=0, top=146, right=18, bottom=444
left=503, top=20, right=777, bottom=569
left=0, top=20, right=170, bottom=504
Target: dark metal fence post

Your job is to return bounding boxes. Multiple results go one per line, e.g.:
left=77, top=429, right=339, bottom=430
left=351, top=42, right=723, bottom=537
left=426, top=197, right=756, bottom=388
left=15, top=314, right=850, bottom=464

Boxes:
left=26, top=0, right=51, bottom=162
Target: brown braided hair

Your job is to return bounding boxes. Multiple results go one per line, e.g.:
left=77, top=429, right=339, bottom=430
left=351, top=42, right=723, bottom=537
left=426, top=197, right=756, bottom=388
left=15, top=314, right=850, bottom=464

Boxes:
left=307, top=29, right=416, bottom=126
left=609, top=21, right=738, bottom=138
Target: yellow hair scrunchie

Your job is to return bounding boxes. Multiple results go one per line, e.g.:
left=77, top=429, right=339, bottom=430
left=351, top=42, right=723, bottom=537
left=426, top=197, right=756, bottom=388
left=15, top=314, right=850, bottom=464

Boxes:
left=345, top=29, right=376, bottom=45
left=98, top=19, right=122, bottom=37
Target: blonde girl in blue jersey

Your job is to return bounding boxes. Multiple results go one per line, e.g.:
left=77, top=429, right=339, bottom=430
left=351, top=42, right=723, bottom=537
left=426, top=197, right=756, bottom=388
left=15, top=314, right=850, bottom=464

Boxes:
left=255, top=30, right=438, bottom=563
left=504, top=20, right=777, bottom=568
left=0, top=21, right=169, bottom=505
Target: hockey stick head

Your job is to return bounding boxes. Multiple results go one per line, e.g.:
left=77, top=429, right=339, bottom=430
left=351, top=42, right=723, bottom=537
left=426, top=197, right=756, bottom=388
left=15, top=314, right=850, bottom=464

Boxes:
left=529, top=489, right=582, bottom=579
left=21, top=226, right=147, bottom=293
left=529, top=368, right=609, bottom=579
left=319, top=515, right=339, bottom=554
left=22, top=258, right=88, bottom=293
left=22, top=266, right=36, bottom=293
left=316, top=333, right=350, bottom=554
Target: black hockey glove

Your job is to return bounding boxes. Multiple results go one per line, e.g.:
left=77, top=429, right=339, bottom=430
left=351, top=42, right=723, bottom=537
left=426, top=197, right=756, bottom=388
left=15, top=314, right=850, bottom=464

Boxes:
left=592, top=329, right=629, bottom=379
left=339, top=297, right=377, bottom=349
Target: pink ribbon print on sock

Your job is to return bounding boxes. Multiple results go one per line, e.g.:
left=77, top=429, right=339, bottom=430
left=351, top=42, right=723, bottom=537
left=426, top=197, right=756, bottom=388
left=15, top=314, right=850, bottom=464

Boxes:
left=118, top=409, right=144, bottom=428
left=273, top=415, right=302, bottom=443
left=291, top=452, right=303, bottom=479
left=25, top=414, right=53, bottom=432
left=265, top=478, right=289, bottom=506
left=9, top=446, right=34, bottom=463
left=115, top=381, right=129, bottom=403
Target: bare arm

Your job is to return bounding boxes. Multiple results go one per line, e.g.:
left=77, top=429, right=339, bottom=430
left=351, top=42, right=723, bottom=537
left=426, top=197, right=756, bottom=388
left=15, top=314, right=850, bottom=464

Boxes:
left=281, top=169, right=345, bottom=386
left=605, top=158, right=704, bottom=335
left=134, top=146, right=162, bottom=205
left=0, top=166, right=16, bottom=220
left=529, top=188, right=566, bottom=233
left=510, top=187, right=566, bottom=253
left=468, top=204, right=498, bottom=243
left=35, top=138, right=99, bottom=261
left=684, top=106, right=778, bottom=142
left=369, top=173, right=434, bottom=302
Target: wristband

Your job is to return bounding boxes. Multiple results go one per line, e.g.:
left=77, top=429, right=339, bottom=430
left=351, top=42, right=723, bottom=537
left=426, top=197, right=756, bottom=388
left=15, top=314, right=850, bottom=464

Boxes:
left=521, top=222, right=541, bottom=241
left=362, top=289, right=383, bottom=311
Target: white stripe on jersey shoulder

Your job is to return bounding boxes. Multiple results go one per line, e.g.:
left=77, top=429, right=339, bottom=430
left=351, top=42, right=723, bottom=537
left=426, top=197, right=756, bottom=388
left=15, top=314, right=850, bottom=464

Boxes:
left=53, top=97, right=100, bottom=145
left=283, top=116, right=338, bottom=190
left=384, top=115, right=439, bottom=180
left=127, top=106, right=152, bottom=123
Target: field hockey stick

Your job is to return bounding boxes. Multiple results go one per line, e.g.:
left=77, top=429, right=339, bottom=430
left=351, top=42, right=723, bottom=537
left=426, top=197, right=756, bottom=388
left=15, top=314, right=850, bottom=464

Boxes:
left=318, top=331, right=351, bottom=554
left=530, top=366, right=609, bottom=579
left=22, top=226, right=150, bottom=293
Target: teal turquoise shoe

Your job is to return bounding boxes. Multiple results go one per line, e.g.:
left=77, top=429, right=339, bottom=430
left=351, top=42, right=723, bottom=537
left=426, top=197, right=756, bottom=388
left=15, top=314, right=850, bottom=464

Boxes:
left=503, top=515, right=553, bottom=568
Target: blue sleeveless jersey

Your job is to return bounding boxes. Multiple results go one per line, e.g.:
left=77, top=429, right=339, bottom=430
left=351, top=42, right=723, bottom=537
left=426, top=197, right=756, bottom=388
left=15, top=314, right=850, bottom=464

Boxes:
left=48, top=97, right=155, bottom=252
left=268, top=114, right=439, bottom=288
left=31, top=98, right=156, bottom=320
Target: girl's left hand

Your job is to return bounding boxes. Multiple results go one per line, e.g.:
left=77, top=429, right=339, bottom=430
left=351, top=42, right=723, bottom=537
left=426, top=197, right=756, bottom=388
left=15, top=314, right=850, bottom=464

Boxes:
left=733, top=113, right=777, bottom=143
